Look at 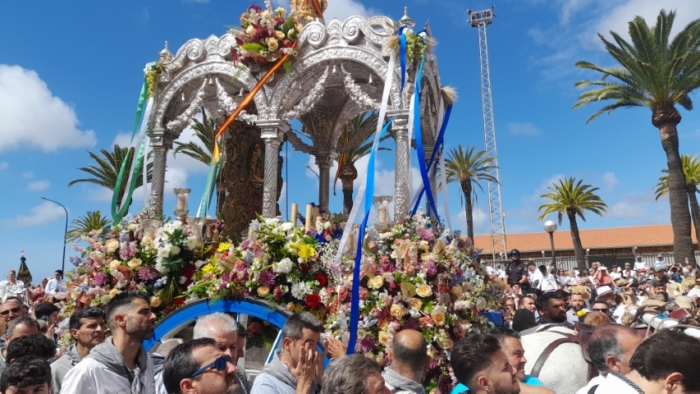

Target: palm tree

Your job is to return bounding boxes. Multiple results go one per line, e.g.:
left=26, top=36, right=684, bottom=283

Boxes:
left=66, top=211, right=111, bottom=243
left=333, top=112, right=390, bottom=215
left=573, top=10, right=700, bottom=264
left=68, top=145, right=153, bottom=206
left=444, top=145, right=497, bottom=243
left=173, top=108, right=224, bottom=215
left=654, top=154, right=700, bottom=245
left=538, top=177, right=608, bottom=271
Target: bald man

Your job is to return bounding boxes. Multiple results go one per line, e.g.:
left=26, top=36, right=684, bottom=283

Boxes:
left=383, top=329, right=427, bottom=394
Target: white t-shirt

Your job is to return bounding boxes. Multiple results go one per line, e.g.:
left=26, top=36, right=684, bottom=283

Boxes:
left=687, top=287, right=700, bottom=303
left=486, top=265, right=496, bottom=275
left=611, top=272, right=622, bottom=280
left=634, top=261, right=646, bottom=271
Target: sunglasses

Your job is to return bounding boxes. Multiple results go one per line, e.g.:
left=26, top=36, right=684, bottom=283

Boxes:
left=0, top=307, right=20, bottom=316
left=592, top=308, right=609, bottom=313
left=510, top=254, right=520, bottom=257
left=190, top=355, right=232, bottom=378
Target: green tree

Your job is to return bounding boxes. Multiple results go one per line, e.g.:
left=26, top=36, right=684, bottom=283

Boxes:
left=334, top=112, right=390, bottom=215
left=68, top=145, right=153, bottom=207
left=573, top=10, right=700, bottom=264
left=445, top=145, right=497, bottom=243
left=66, top=210, right=111, bottom=243
left=655, top=154, right=700, bottom=247
left=538, top=177, right=608, bottom=271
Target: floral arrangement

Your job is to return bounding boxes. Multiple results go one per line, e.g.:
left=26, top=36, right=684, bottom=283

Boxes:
left=63, top=209, right=501, bottom=393
left=230, top=2, right=300, bottom=71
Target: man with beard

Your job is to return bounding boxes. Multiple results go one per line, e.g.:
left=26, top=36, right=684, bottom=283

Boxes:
left=451, top=334, right=520, bottom=394
left=60, top=292, right=157, bottom=393
left=534, top=292, right=571, bottom=327
left=163, top=338, right=240, bottom=394
left=567, top=292, right=588, bottom=323
left=517, top=296, right=537, bottom=314
left=51, top=307, right=106, bottom=393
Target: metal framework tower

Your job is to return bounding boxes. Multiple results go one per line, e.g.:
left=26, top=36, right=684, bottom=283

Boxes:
left=468, top=6, right=507, bottom=262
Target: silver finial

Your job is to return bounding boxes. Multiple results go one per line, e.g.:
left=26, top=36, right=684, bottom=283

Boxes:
left=20, top=249, right=24, bottom=257
left=399, top=7, right=415, bottom=29
left=158, top=41, right=174, bottom=63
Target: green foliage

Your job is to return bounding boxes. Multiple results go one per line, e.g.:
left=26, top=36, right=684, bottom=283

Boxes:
left=655, top=154, right=700, bottom=199
left=573, top=10, right=700, bottom=121
left=241, top=42, right=264, bottom=52
left=66, top=211, right=111, bottom=243
left=445, top=145, right=498, bottom=206
left=537, top=177, right=608, bottom=223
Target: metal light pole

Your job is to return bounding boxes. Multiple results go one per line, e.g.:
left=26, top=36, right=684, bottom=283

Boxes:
left=544, top=220, right=558, bottom=273
left=41, top=197, right=68, bottom=275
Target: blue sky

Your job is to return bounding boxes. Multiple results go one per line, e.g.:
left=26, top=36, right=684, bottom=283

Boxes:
left=2, top=0, right=700, bottom=281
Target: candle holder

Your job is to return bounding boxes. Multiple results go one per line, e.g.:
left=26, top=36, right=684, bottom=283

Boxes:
left=173, top=188, right=191, bottom=222
left=373, top=196, right=393, bottom=232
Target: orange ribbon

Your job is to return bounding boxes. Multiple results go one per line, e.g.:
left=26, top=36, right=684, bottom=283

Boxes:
left=310, top=0, right=324, bottom=22
left=211, top=52, right=292, bottom=161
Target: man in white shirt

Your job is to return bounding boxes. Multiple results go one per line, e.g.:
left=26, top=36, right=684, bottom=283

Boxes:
left=621, top=263, right=637, bottom=280
left=538, top=265, right=557, bottom=293
left=633, top=256, right=646, bottom=272
left=610, top=266, right=622, bottom=281
left=527, top=262, right=543, bottom=290
left=687, top=280, right=700, bottom=306
left=44, top=270, right=63, bottom=295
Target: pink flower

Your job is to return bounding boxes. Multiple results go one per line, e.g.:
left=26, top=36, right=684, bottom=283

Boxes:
left=357, top=336, right=376, bottom=353
left=93, top=272, right=107, bottom=286
left=417, top=228, right=435, bottom=241
left=259, top=271, right=276, bottom=287
left=138, top=268, right=157, bottom=281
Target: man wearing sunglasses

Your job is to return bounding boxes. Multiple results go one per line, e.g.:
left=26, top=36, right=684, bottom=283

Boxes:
left=0, top=297, right=23, bottom=324
left=60, top=292, right=157, bottom=393
left=505, top=249, right=529, bottom=292
left=163, top=338, right=240, bottom=394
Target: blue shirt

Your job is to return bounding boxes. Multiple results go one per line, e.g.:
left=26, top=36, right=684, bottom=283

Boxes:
left=451, top=375, right=544, bottom=394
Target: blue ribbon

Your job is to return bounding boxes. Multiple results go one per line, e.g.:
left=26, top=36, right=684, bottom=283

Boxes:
left=347, top=118, right=393, bottom=355
left=412, top=104, right=453, bottom=214
left=412, top=54, right=440, bottom=221
left=398, top=27, right=407, bottom=93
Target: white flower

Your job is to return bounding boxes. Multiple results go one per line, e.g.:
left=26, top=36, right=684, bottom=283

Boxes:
left=155, top=262, right=169, bottom=274
left=170, top=246, right=181, bottom=256
left=127, top=223, right=137, bottom=231
left=291, top=282, right=311, bottom=299
left=116, top=280, right=128, bottom=289
left=157, top=244, right=172, bottom=259
left=324, top=222, right=331, bottom=230
left=185, top=236, right=201, bottom=250
left=194, top=260, right=207, bottom=269
left=280, top=222, right=294, bottom=232
left=274, top=258, right=293, bottom=274
left=379, top=232, right=394, bottom=240
left=179, top=276, right=187, bottom=284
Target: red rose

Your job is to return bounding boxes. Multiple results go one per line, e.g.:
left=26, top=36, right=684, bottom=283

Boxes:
left=314, top=272, right=328, bottom=288
left=306, top=294, right=322, bottom=309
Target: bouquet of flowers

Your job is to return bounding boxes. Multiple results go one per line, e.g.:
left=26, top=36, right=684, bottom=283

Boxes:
left=230, top=2, right=300, bottom=70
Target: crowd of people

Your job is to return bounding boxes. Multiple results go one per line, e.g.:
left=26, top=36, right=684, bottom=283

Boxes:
left=1, top=250, right=700, bottom=394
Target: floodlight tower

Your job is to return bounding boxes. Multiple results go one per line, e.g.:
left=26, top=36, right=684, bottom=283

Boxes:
left=468, top=6, right=507, bottom=262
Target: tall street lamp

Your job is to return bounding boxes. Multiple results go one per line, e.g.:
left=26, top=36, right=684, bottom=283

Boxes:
left=544, top=220, right=557, bottom=272
left=41, top=197, right=68, bottom=275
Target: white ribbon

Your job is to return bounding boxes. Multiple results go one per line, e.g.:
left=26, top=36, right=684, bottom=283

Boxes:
left=117, top=97, right=154, bottom=215
left=334, top=53, right=397, bottom=269
left=142, top=134, right=150, bottom=204
left=406, top=92, right=416, bottom=203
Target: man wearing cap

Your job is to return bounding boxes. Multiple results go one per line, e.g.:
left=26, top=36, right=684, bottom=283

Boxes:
left=505, top=249, right=529, bottom=291
left=596, top=286, right=615, bottom=308
left=595, top=266, right=613, bottom=288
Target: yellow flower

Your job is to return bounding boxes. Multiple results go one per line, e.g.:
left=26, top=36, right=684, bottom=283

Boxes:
left=577, top=309, right=588, bottom=317
left=291, top=243, right=316, bottom=260
left=150, top=296, right=162, bottom=308
left=400, top=282, right=416, bottom=298
left=410, top=298, right=422, bottom=310
left=109, top=288, right=121, bottom=298
left=217, top=243, right=231, bottom=253
left=286, top=302, right=296, bottom=312
left=390, top=304, right=406, bottom=318
left=378, top=330, right=391, bottom=346
left=416, top=284, right=433, bottom=298
left=202, top=262, right=220, bottom=275
left=109, top=260, right=122, bottom=269
left=141, top=236, right=153, bottom=246
left=127, top=258, right=142, bottom=269
left=368, top=275, right=384, bottom=289
left=275, top=30, right=286, bottom=40
left=105, top=239, right=120, bottom=253
left=431, top=310, right=446, bottom=326
left=267, top=38, right=279, bottom=51
left=451, top=285, right=463, bottom=298
left=257, top=286, right=271, bottom=297
left=275, top=7, right=287, bottom=17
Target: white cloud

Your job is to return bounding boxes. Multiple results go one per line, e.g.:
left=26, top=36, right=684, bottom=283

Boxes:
left=610, top=200, right=647, bottom=219
left=0, top=162, right=7, bottom=170
left=21, top=172, right=33, bottom=179
left=0, top=65, right=96, bottom=152
left=86, top=187, right=113, bottom=202
left=455, top=206, right=489, bottom=235
left=26, top=180, right=50, bottom=191
left=506, top=122, right=542, bottom=136
left=272, top=0, right=375, bottom=21
left=602, top=172, right=619, bottom=189
left=2, top=201, right=66, bottom=227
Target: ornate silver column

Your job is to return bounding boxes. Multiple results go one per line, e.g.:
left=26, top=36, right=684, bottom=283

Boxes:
left=388, top=109, right=411, bottom=220
left=258, top=120, right=289, bottom=218
left=147, top=128, right=171, bottom=218
left=314, top=152, right=332, bottom=213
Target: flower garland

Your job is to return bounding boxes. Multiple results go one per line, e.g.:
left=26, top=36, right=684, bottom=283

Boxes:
left=165, top=79, right=207, bottom=132
left=343, top=71, right=380, bottom=110
left=281, top=66, right=330, bottom=120
left=215, top=79, right=258, bottom=123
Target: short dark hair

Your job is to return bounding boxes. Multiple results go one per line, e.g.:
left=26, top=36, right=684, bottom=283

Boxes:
left=0, top=356, right=51, bottom=392
left=488, top=326, right=521, bottom=342
left=451, top=334, right=502, bottom=386
left=588, top=325, right=636, bottom=375
left=2, top=297, right=21, bottom=306
left=629, top=330, right=700, bottom=391
left=6, top=334, right=56, bottom=362
left=536, top=292, right=564, bottom=312
left=282, top=312, right=323, bottom=340
left=5, top=317, right=40, bottom=339
left=163, top=338, right=217, bottom=394
left=105, top=291, right=149, bottom=325
left=236, top=321, right=247, bottom=337
left=391, top=331, right=427, bottom=376
left=33, top=302, right=59, bottom=320
left=554, top=289, right=570, bottom=300
left=69, top=307, right=105, bottom=331
left=320, top=354, right=382, bottom=394
left=55, top=270, right=63, bottom=276
left=518, top=295, right=535, bottom=308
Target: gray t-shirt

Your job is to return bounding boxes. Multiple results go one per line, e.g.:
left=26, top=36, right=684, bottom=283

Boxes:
left=251, top=373, right=296, bottom=394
